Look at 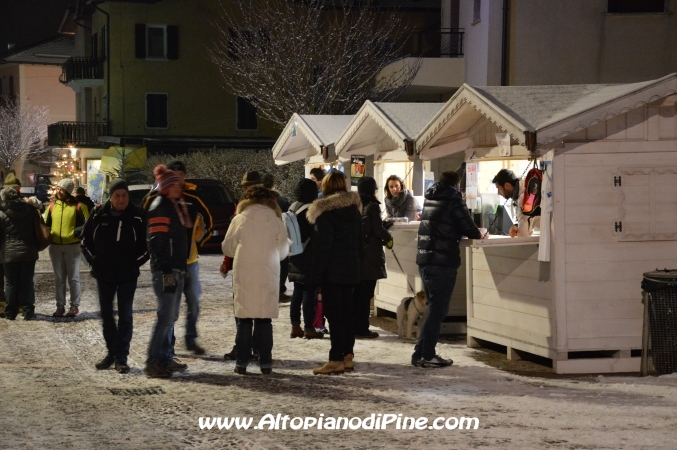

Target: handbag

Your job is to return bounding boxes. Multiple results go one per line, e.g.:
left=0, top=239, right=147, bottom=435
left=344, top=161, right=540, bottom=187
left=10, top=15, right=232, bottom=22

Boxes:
left=34, top=212, right=52, bottom=251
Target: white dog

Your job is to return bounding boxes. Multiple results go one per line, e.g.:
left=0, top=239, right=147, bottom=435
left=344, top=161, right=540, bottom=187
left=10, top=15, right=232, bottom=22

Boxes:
left=397, top=291, right=428, bottom=340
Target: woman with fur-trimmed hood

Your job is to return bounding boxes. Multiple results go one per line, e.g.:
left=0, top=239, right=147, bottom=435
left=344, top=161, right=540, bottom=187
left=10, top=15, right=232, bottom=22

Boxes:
left=222, top=186, right=290, bottom=375
left=306, top=172, right=363, bottom=375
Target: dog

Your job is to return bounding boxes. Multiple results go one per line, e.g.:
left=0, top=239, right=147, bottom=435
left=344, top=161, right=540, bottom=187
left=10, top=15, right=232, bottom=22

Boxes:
left=397, top=290, right=428, bottom=340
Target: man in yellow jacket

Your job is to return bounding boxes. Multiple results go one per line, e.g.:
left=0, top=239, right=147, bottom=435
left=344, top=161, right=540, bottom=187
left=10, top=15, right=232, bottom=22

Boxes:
left=44, top=179, right=89, bottom=317
left=142, top=160, right=212, bottom=354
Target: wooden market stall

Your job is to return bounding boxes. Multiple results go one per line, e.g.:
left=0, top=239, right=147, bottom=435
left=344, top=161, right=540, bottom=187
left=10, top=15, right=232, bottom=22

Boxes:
left=272, top=114, right=354, bottom=174
left=334, top=101, right=473, bottom=332
left=415, top=73, right=677, bottom=373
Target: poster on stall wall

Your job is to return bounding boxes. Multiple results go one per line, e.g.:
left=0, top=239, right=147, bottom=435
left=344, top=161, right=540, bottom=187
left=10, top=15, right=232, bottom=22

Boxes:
left=465, top=162, right=478, bottom=210
left=350, top=155, right=365, bottom=186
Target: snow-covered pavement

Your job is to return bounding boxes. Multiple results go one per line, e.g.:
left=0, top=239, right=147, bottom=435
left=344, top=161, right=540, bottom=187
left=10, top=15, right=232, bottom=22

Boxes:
left=1, top=254, right=675, bottom=449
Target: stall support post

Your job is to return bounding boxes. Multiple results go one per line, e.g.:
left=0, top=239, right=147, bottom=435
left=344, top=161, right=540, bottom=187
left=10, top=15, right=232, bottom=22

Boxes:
left=412, top=158, right=424, bottom=196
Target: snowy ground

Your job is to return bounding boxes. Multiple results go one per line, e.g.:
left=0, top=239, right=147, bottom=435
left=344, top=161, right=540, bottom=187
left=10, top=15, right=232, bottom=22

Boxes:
left=1, top=253, right=676, bottom=449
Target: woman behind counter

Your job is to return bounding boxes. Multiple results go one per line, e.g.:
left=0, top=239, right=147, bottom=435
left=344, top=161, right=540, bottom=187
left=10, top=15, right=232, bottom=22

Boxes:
left=384, top=175, right=419, bottom=221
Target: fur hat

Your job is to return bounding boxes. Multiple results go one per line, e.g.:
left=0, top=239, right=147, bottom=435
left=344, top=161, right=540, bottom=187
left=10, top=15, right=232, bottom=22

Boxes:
left=56, top=178, right=75, bottom=195
left=3, top=173, right=21, bottom=189
left=241, top=170, right=262, bottom=187
left=0, top=187, right=20, bottom=202
left=295, top=178, right=318, bottom=204
left=153, top=165, right=181, bottom=194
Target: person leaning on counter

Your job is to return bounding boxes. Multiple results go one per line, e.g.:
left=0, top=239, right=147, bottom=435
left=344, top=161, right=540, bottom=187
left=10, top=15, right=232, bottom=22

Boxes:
left=492, top=169, right=539, bottom=238
left=383, top=175, right=420, bottom=221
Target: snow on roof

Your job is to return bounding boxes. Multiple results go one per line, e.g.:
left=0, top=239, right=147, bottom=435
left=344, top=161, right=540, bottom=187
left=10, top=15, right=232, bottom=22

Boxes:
left=2, top=36, right=75, bottom=65
left=374, top=102, right=447, bottom=139
left=417, top=73, right=677, bottom=152
left=335, top=101, right=445, bottom=156
left=299, top=115, right=355, bottom=146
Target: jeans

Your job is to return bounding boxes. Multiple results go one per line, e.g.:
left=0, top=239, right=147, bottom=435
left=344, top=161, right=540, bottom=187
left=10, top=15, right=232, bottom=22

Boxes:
left=414, top=265, right=457, bottom=361
left=183, top=262, right=201, bottom=346
left=49, top=243, right=81, bottom=308
left=147, top=270, right=184, bottom=365
left=279, top=257, right=289, bottom=294
left=97, top=279, right=137, bottom=364
left=322, top=283, right=355, bottom=361
left=235, top=318, right=273, bottom=369
left=4, top=260, right=36, bottom=317
left=352, top=279, right=377, bottom=336
left=290, top=282, right=317, bottom=331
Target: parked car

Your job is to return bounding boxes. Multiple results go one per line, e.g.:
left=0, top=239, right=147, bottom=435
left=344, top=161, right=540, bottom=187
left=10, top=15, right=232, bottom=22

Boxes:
left=185, top=178, right=236, bottom=251
left=20, top=173, right=56, bottom=202
left=118, top=179, right=236, bottom=251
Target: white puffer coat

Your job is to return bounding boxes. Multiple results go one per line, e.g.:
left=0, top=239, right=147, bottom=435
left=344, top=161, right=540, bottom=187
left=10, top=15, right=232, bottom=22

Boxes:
left=222, top=196, right=290, bottom=319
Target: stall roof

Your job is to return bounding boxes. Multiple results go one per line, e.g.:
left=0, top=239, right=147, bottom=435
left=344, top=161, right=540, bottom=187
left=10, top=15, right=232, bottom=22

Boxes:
left=272, top=114, right=354, bottom=165
left=335, top=101, right=444, bottom=157
left=417, top=73, right=677, bottom=155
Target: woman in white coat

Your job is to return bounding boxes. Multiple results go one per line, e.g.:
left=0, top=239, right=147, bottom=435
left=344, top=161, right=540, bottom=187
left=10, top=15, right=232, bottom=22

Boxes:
left=222, top=186, right=290, bottom=375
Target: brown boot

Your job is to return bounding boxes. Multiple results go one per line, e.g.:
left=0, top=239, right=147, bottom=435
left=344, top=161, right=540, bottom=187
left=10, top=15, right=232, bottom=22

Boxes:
left=290, top=325, right=304, bottom=338
left=313, top=360, right=344, bottom=375
left=344, top=354, right=354, bottom=372
left=304, top=330, right=324, bottom=340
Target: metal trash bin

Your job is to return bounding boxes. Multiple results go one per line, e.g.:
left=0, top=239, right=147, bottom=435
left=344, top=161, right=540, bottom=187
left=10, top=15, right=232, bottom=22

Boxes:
left=641, top=270, right=677, bottom=376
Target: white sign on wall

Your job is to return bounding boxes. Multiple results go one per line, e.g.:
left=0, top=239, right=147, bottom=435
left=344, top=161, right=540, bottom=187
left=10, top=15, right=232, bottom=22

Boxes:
left=496, top=133, right=511, bottom=157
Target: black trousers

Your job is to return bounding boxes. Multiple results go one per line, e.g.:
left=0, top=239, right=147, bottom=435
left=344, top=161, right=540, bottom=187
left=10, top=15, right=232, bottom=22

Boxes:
left=279, top=257, right=289, bottom=294
left=352, top=279, right=377, bottom=336
left=322, top=283, right=356, bottom=362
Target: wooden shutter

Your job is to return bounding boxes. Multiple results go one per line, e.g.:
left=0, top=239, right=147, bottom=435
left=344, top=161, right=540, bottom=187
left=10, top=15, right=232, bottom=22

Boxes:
left=135, top=24, right=146, bottom=58
left=167, top=25, right=179, bottom=60
left=618, top=167, right=677, bottom=241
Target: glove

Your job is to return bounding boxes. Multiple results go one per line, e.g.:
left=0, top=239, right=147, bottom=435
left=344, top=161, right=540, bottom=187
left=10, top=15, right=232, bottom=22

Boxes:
left=385, top=239, right=394, bottom=250
left=162, top=272, right=177, bottom=293
left=382, top=220, right=394, bottom=230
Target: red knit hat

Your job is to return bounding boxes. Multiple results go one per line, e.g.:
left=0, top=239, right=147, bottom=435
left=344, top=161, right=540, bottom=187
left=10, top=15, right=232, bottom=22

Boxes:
left=154, top=164, right=181, bottom=194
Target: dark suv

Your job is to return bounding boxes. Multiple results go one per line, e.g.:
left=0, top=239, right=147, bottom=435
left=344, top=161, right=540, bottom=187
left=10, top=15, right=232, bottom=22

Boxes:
left=185, top=178, right=236, bottom=251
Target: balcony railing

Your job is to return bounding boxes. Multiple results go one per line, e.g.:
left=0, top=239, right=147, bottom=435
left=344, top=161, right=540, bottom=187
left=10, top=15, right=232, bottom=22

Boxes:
left=48, top=122, right=109, bottom=147
left=59, top=57, right=105, bottom=85
left=398, top=28, right=464, bottom=58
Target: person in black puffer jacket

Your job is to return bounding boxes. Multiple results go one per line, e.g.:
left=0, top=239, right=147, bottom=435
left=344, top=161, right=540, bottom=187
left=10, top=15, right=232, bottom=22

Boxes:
left=353, top=177, right=392, bottom=339
left=306, top=171, right=363, bottom=375
left=81, top=179, right=149, bottom=373
left=414, top=171, right=483, bottom=369
left=287, top=178, right=323, bottom=339
left=0, top=188, right=40, bottom=320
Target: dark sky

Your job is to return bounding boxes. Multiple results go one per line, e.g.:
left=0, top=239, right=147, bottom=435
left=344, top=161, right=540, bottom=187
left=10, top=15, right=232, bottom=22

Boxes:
left=0, top=0, right=73, bottom=56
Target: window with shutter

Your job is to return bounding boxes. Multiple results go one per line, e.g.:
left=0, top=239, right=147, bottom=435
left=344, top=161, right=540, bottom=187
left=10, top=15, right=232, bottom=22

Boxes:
left=135, top=24, right=178, bottom=60
left=236, top=97, right=258, bottom=130
left=146, top=93, right=168, bottom=129
left=617, top=167, right=677, bottom=241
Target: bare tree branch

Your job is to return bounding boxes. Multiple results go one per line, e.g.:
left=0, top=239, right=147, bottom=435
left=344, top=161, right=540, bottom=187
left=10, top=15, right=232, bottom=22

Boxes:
left=0, top=99, right=49, bottom=173
left=209, top=0, right=421, bottom=127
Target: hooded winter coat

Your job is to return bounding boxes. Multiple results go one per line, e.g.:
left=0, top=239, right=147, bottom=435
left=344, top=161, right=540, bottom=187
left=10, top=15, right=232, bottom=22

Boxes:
left=222, top=196, right=290, bottom=319
left=416, top=182, right=481, bottom=269
left=0, top=199, right=39, bottom=263
left=306, top=191, right=363, bottom=286
left=359, top=194, right=391, bottom=280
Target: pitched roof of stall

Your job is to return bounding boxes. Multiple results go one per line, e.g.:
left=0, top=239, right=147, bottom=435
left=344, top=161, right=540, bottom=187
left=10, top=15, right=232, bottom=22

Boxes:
left=374, top=102, right=447, bottom=139
left=335, top=101, right=445, bottom=155
left=417, top=73, right=677, bottom=151
left=272, top=114, right=354, bottom=164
